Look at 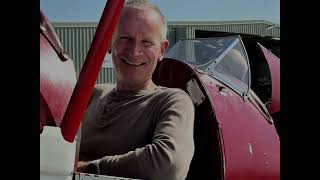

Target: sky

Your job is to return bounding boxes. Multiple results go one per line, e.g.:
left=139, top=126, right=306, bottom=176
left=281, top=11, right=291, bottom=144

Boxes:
left=40, top=0, right=280, bottom=25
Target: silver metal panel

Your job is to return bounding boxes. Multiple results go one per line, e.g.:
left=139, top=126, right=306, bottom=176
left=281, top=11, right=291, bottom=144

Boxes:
left=74, top=172, right=140, bottom=180
left=40, top=174, right=73, bottom=180
left=186, top=78, right=205, bottom=106
left=40, top=126, right=77, bottom=180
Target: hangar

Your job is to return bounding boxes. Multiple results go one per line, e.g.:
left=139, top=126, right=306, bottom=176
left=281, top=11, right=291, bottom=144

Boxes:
left=52, top=20, right=280, bottom=84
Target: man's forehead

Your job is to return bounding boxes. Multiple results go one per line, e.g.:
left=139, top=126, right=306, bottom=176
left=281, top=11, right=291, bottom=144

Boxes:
left=120, top=6, right=162, bottom=23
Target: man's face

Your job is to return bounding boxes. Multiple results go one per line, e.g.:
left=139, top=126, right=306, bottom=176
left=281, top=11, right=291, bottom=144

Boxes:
left=111, top=7, right=168, bottom=90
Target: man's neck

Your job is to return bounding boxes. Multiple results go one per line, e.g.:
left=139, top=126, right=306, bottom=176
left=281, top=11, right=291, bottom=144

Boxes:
left=116, top=80, right=158, bottom=92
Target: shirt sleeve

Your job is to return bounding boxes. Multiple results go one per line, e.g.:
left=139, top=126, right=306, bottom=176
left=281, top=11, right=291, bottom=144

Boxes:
left=86, top=90, right=195, bottom=180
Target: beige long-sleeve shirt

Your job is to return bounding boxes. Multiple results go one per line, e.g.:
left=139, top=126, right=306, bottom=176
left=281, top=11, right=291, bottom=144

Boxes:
left=79, top=84, right=195, bottom=180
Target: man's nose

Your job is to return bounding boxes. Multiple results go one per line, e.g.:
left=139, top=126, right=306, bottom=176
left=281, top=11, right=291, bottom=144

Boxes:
left=127, top=42, right=143, bottom=56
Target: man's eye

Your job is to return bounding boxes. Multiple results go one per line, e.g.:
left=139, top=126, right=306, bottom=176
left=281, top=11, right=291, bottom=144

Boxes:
left=119, top=37, right=130, bottom=42
left=142, top=41, right=153, bottom=47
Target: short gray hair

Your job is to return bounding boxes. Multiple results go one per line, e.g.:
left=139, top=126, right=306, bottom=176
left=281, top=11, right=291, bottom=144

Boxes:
left=124, top=0, right=168, bottom=40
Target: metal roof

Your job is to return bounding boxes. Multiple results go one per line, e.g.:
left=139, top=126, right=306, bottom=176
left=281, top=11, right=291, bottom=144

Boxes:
left=168, top=20, right=279, bottom=26
left=52, top=20, right=280, bottom=27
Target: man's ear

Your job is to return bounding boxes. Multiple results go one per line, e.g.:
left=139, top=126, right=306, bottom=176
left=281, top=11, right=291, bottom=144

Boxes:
left=159, top=40, right=169, bottom=61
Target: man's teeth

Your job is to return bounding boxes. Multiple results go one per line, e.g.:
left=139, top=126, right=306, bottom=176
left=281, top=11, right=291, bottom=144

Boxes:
left=123, top=59, right=144, bottom=66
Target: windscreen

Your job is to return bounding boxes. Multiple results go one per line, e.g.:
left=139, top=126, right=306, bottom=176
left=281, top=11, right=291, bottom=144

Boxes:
left=165, top=36, right=250, bottom=96
left=214, top=41, right=249, bottom=91
left=165, top=36, right=237, bottom=68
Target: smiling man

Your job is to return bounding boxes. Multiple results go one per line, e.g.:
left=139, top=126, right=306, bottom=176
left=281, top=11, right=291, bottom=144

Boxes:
left=111, top=2, right=167, bottom=91
left=78, top=0, right=195, bottom=179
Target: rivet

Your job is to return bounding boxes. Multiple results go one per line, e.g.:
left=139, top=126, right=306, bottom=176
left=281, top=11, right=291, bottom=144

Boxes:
left=40, top=25, right=46, bottom=32
left=248, top=143, right=253, bottom=155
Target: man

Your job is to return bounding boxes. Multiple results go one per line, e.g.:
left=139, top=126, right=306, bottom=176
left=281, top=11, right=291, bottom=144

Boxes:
left=78, top=0, right=195, bottom=179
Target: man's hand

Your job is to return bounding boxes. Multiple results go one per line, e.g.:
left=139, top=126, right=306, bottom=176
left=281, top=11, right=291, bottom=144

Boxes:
left=77, top=161, right=90, bottom=172
left=77, top=160, right=100, bottom=174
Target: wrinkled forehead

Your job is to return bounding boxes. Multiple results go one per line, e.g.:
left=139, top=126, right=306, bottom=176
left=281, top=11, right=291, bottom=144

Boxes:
left=114, top=7, right=163, bottom=40
left=118, top=6, right=163, bottom=27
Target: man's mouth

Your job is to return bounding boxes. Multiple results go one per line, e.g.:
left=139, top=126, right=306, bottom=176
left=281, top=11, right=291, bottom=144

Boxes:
left=121, top=58, right=146, bottom=66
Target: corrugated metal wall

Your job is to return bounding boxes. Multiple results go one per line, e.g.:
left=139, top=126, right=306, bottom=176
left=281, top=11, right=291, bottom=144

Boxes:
left=167, top=22, right=280, bottom=44
left=52, top=21, right=280, bottom=84
left=53, top=23, right=116, bottom=84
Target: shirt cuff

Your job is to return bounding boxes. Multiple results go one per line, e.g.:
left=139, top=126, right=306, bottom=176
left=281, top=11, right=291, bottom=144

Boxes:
left=85, top=159, right=100, bottom=174
left=98, top=156, right=113, bottom=175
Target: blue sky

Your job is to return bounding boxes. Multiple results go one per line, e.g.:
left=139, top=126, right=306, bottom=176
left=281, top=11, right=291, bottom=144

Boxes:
left=40, top=0, right=280, bottom=24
